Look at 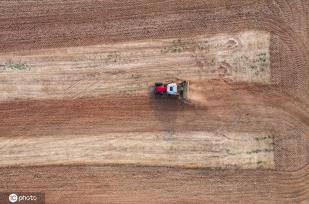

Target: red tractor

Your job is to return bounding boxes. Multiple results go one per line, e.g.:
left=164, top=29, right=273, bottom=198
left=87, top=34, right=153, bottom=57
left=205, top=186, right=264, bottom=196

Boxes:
left=153, top=80, right=189, bottom=99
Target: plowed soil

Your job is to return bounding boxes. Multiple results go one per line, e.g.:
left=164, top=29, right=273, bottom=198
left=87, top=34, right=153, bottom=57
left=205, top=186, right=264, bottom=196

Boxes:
left=0, top=0, right=308, bottom=204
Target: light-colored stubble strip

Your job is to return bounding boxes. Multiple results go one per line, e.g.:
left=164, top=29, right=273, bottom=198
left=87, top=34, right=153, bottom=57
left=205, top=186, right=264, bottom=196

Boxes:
left=0, top=131, right=274, bottom=169
left=0, top=31, right=270, bottom=101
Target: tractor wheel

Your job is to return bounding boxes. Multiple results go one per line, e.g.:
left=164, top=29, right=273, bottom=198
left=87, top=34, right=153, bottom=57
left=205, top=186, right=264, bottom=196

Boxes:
left=155, top=82, right=163, bottom=86
left=155, top=92, right=163, bottom=98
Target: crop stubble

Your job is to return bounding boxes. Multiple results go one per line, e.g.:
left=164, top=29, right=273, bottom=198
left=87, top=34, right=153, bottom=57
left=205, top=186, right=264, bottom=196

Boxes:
left=0, top=0, right=308, bottom=203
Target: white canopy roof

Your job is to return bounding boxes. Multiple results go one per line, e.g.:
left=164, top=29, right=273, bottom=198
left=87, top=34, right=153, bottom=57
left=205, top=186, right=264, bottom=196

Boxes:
left=166, top=83, right=177, bottom=95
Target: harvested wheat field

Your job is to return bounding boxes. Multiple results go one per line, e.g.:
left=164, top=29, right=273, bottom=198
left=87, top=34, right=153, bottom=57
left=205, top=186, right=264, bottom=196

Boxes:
left=0, top=0, right=308, bottom=203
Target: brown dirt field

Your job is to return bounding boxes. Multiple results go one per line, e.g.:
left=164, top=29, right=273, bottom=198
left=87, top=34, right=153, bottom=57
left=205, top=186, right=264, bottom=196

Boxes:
left=0, top=165, right=308, bottom=204
left=0, top=0, right=308, bottom=203
left=0, top=81, right=308, bottom=203
left=0, top=0, right=308, bottom=102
